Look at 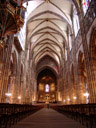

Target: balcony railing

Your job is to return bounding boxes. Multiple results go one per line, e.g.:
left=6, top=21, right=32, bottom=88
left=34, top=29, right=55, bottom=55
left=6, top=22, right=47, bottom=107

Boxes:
left=0, top=0, right=26, bottom=38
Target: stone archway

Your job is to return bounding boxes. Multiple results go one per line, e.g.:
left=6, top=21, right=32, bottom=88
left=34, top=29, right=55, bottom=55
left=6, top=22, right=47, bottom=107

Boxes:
left=78, top=51, right=87, bottom=104
left=37, top=68, right=57, bottom=103
left=6, top=51, right=17, bottom=103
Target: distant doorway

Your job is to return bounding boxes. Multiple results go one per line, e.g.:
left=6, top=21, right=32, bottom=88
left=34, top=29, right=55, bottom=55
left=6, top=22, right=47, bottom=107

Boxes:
left=37, top=68, right=57, bottom=103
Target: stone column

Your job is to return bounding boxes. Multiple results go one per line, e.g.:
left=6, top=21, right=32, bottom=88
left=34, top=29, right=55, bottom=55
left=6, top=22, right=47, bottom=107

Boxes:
left=78, top=74, right=86, bottom=104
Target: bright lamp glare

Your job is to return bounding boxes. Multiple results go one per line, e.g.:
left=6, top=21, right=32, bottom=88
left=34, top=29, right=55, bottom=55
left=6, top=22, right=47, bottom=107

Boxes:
left=68, top=98, right=70, bottom=101
left=83, top=92, right=89, bottom=97
left=73, top=96, right=77, bottom=99
left=18, top=96, right=21, bottom=99
left=5, top=93, right=12, bottom=97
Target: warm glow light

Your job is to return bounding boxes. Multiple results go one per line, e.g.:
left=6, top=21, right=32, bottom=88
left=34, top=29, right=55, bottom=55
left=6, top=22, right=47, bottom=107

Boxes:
left=73, top=96, right=77, bottom=100
left=64, top=100, right=66, bottom=102
left=5, top=93, right=12, bottom=97
left=39, top=84, right=44, bottom=91
left=67, top=98, right=70, bottom=101
left=83, top=92, right=89, bottom=97
left=18, top=96, right=21, bottom=99
left=45, top=84, right=50, bottom=92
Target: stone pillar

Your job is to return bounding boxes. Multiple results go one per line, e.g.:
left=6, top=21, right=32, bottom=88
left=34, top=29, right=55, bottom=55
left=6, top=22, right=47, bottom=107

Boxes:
left=71, top=84, right=77, bottom=104
left=78, top=75, right=86, bottom=104
left=0, top=63, right=3, bottom=102
left=10, top=76, right=17, bottom=103
left=8, top=75, right=15, bottom=103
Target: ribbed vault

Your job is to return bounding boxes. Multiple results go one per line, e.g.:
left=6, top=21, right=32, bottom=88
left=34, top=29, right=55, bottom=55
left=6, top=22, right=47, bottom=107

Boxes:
left=24, top=0, right=79, bottom=75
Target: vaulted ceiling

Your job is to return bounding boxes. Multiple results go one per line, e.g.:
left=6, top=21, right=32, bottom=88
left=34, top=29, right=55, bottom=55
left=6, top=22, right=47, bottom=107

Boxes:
left=24, top=0, right=78, bottom=75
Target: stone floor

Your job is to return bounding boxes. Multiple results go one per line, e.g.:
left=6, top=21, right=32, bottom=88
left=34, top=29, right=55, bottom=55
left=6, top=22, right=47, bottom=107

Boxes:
left=12, top=108, right=86, bottom=128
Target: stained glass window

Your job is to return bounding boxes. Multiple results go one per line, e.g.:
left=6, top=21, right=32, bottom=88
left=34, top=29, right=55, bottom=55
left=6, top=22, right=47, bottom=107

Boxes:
left=82, top=0, right=91, bottom=14
left=45, top=84, right=49, bottom=92
left=73, top=5, right=80, bottom=37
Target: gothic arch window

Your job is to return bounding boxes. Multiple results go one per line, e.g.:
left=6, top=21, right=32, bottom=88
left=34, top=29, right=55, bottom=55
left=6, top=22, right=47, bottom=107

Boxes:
left=78, top=52, right=87, bottom=80
left=65, top=48, right=67, bottom=61
left=78, top=51, right=88, bottom=103
left=45, top=84, right=50, bottom=93
left=81, top=0, right=91, bottom=15
left=73, top=5, right=80, bottom=37
left=68, top=30, right=72, bottom=51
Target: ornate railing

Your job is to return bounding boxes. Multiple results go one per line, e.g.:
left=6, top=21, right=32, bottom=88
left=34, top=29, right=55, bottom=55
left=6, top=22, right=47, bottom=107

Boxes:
left=0, top=0, right=26, bottom=40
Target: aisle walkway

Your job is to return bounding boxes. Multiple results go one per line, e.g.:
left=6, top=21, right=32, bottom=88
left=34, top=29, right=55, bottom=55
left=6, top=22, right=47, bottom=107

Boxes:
left=12, top=108, right=85, bottom=128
